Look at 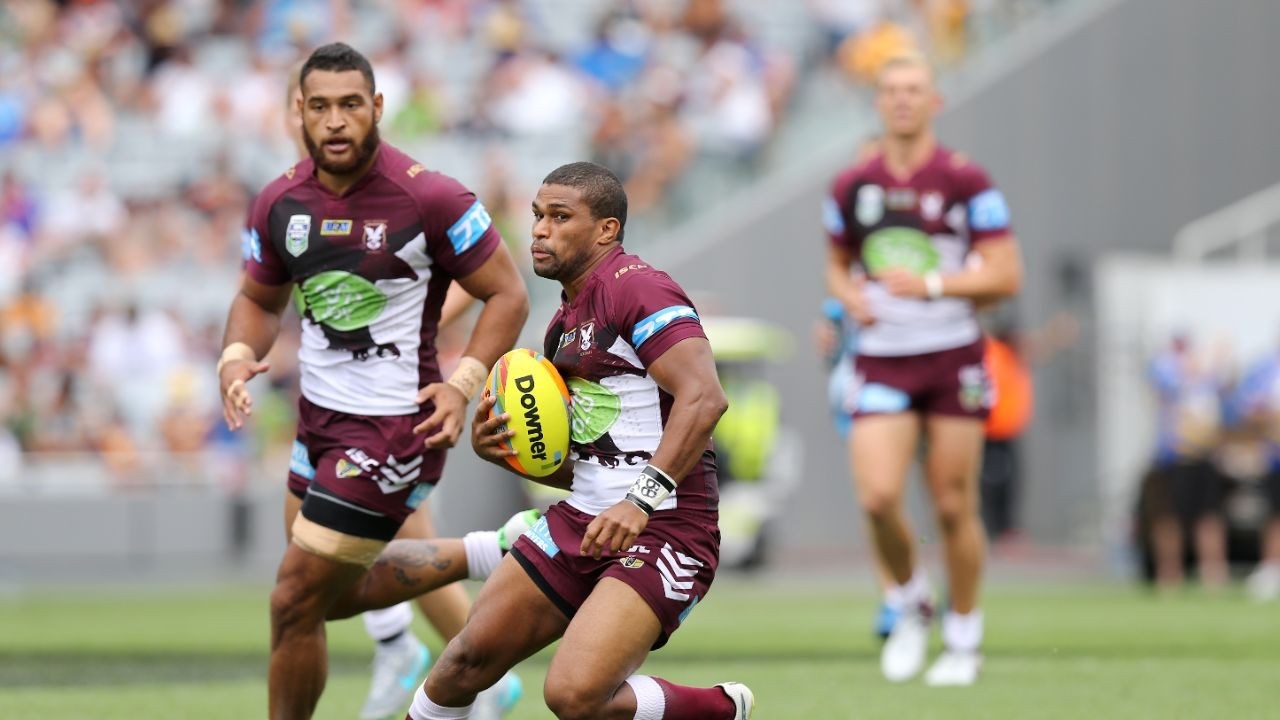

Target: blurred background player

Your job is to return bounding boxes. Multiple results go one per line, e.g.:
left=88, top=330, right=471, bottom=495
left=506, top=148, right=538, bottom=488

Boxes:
left=411, top=162, right=753, bottom=720
left=219, top=43, right=530, bottom=720
left=1142, top=334, right=1229, bottom=591
left=824, top=54, right=1022, bottom=685
left=280, top=56, right=525, bottom=720
left=1226, top=341, right=1280, bottom=600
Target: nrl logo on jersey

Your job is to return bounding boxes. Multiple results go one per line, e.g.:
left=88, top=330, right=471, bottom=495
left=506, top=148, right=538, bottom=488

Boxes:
left=856, top=184, right=884, bottom=226
left=363, top=220, right=388, bottom=252
left=286, top=214, right=311, bottom=256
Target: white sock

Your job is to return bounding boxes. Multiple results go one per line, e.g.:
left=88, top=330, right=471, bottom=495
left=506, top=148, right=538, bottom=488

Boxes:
left=886, top=568, right=930, bottom=608
left=409, top=684, right=472, bottom=719
left=942, top=609, right=984, bottom=652
left=363, top=602, right=414, bottom=643
left=625, top=675, right=666, bottom=720
left=902, top=568, right=931, bottom=605
left=464, top=531, right=503, bottom=580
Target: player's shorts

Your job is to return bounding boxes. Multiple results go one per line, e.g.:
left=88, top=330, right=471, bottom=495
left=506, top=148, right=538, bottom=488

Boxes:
left=848, top=339, right=991, bottom=420
left=1143, top=459, right=1225, bottom=524
left=287, top=396, right=445, bottom=542
left=1263, top=470, right=1280, bottom=515
left=510, top=501, right=719, bottom=650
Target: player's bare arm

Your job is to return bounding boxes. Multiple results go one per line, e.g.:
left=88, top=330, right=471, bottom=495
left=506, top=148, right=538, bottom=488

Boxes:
left=218, top=274, right=292, bottom=430
left=878, top=235, right=1022, bottom=302
left=581, top=336, right=728, bottom=558
left=827, top=245, right=875, bottom=325
left=471, top=388, right=575, bottom=490
left=414, top=245, right=529, bottom=449
left=438, top=281, right=477, bottom=328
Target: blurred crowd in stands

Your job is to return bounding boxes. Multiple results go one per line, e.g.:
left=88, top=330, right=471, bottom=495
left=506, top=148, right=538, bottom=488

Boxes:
left=1141, top=333, right=1280, bottom=600
left=0, top=0, right=1047, bottom=479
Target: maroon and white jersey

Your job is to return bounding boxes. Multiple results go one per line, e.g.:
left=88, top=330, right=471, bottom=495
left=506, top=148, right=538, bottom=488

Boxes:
left=542, top=247, right=718, bottom=516
left=243, top=144, right=500, bottom=415
left=825, top=145, right=1011, bottom=357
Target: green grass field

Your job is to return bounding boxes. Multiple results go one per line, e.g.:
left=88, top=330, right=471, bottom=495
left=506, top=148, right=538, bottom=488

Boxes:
left=1, top=577, right=1274, bottom=719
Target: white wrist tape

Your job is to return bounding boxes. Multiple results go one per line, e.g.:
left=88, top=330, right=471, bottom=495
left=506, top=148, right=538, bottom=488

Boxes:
left=446, top=356, right=488, bottom=400
left=625, top=465, right=677, bottom=515
left=923, top=271, right=944, bottom=300
left=216, top=342, right=256, bottom=375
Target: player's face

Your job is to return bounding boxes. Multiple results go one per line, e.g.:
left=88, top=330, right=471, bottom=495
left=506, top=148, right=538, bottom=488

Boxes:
left=299, top=69, right=383, bottom=175
left=530, top=185, right=608, bottom=282
left=875, top=64, right=938, bottom=138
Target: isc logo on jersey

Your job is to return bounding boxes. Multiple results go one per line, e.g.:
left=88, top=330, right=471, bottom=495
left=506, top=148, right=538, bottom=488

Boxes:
left=487, top=349, right=571, bottom=477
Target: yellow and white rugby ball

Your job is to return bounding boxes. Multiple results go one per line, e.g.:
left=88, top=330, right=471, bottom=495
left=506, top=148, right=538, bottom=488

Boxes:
left=487, top=348, right=571, bottom=477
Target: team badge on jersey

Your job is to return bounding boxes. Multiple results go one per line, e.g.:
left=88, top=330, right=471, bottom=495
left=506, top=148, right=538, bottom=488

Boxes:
left=856, top=184, right=884, bottom=226
left=920, top=191, right=945, bottom=222
left=286, top=214, right=311, bottom=256
left=580, top=322, right=595, bottom=353
left=363, top=220, right=388, bottom=253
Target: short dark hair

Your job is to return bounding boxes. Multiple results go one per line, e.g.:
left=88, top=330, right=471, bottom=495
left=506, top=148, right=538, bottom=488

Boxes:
left=299, top=42, right=376, bottom=95
left=542, top=162, right=628, bottom=242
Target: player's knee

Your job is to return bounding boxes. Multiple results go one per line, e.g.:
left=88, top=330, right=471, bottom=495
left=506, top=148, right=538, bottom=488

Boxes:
left=860, top=486, right=903, bottom=520
left=543, top=672, right=608, bottom=720
left=427, top=635, right=491, bottom=696
left=269, top=578, right=325, bottom=633
left=933, top=493, right=975, bottom=533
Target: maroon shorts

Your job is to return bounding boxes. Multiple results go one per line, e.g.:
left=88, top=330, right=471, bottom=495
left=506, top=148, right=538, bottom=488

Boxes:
left=287, top=396, right=445, bottom=541
left=850, top=339, right=991, bottom=420
left=510, top=501, right=720, bottom=649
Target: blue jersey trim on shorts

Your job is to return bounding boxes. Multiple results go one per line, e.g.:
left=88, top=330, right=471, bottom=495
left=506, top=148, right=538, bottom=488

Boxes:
left=405, top=483, right=434, bottom=509
left=290, top=440, right=315, bottom=480
left=632, top=306, right=698, bottom=348
left=678, top=595, right=700, bottom=624
left=447, top=199, right=492, bottom=255
left=857, top=383, right=911, bottom=414
left=526, top=515, right=560, bottom=558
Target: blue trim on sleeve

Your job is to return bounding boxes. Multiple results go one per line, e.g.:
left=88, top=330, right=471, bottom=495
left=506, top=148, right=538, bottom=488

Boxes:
left=631, top=305, right=699, bottom=348
left=447, top=200, right=493, bottom=255
left=968, top=189, right=1010, bottom=232
left=822, top=197, right=845, bottom=235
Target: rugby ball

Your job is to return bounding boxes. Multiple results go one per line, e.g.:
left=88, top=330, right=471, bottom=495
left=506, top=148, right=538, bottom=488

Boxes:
left=487, top=348, right=571, bottom=477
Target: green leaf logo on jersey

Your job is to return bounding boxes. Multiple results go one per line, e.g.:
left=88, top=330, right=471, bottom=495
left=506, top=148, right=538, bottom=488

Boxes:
left=863, top=227, right=939, bottom=275
left=567, top=377, right=622, bottom=444
left=294, top=271, right=387, bottom=331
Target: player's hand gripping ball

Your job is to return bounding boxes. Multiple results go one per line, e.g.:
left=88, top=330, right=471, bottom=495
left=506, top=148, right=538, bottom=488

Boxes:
left=487, top=349, right=571, bottom=477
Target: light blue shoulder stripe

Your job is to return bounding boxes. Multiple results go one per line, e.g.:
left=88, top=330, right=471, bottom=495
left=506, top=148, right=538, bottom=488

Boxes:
left=447, top=199, right=493, bottom=255
left=631, top=305, right=699, bottom=348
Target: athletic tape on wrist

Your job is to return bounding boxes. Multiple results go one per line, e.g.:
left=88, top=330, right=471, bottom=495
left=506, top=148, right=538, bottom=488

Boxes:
left=446, top=356, right=488, bottom=400
left=924, top=271, right=944, bottom=300
left=626, top=465, right=677, bottom=515
left=216, top=342, right=256, bottom=375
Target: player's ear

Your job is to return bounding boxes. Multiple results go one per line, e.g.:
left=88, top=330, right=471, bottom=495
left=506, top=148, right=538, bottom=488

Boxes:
left=372, top=92, right=383, bottom=124
left=598, top=217, right=621, bottom=245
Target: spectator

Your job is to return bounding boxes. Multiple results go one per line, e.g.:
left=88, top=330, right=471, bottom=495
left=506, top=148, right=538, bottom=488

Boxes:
left=1143, top=334, right=1229, bottom=590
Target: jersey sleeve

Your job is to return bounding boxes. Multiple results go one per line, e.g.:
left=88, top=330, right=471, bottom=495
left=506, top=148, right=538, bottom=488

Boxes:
left=242, top=193, right=290, bottom=285
left=824, top=172, right=856, bottom=251
left=613, top=271, right=707, bottom=368
left=956, top=162, right=1012, bottom=244
left=420, top=175, right=502, bottom=280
